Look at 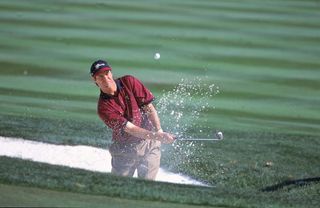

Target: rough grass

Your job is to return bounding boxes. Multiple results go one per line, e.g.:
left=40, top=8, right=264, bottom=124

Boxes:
left=0, top=156, right=319, bottom=208
left=0, top=184, right=215, bottom=208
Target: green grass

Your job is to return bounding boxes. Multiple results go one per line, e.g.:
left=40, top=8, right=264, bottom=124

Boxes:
left=0, top=183, right=215, bottom=208
left=0, top=0, right=320, bottom=207
left=0, top=156, right=319, bottom=208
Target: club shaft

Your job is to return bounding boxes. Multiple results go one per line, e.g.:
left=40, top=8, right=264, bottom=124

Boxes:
left=175, top=131, right=223, bottom=141
left=177, top=138, right=221, bottom=141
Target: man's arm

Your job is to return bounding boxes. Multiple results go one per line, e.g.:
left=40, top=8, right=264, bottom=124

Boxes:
left=124, top=121, right=175, bottom=144
left=142, top=103, right=162, bottom=132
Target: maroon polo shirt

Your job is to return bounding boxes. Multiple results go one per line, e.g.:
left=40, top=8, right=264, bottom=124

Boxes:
left=97, top=75, right=155, bottom=143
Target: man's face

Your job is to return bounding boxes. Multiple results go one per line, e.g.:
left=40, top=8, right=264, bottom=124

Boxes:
left=93, top=70, right=114, bottom=90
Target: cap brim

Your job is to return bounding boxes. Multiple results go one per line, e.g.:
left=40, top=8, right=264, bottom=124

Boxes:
left=93, top=67, right=112, bottom=76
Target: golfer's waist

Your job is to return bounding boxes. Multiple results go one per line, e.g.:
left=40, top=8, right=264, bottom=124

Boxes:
left=112, top=137, right=145, bottom=145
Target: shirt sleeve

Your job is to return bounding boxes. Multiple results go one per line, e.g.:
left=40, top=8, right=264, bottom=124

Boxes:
left=124, top=75, right=155, bottom=107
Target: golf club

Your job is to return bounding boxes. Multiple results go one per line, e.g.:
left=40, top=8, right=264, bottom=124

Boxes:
left=176, top=131, right=223, bottom=141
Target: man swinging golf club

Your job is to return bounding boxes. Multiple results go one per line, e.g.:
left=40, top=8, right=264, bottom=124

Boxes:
left=90, top=59, right=175, bottom=180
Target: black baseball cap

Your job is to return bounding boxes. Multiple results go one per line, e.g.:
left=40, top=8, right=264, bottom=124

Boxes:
left=90, top=60, right=112, bottom=77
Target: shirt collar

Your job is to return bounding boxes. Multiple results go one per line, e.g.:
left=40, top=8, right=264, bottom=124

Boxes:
left=100, top=79, right=123, bottom=99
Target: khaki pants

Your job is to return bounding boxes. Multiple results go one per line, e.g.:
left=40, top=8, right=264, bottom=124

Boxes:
left=109, top=139, right=161, bottom=180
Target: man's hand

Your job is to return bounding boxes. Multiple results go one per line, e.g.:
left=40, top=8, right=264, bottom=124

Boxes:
left=155, top=131, right=175, bottom=144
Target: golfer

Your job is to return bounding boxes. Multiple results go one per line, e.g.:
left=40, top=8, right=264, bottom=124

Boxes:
left=90, top=59, right=175, bottom=180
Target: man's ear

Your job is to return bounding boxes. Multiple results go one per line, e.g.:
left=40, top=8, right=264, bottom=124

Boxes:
left=91, top=77, right=99, bottom=87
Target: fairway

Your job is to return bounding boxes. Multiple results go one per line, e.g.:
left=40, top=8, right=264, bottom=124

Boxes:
left=0, top=0, right=319, bottom=207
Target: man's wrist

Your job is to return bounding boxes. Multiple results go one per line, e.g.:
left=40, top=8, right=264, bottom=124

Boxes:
left=151, top=131, right=160, bottom=141
left=156, top=128, right=163, bottom=133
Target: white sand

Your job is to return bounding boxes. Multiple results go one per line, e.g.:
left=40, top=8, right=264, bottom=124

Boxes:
left=0, top=136, right=206, bottom=186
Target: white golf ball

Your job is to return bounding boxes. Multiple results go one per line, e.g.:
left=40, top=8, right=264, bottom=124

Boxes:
left=154, top=52, right=160, bottom=60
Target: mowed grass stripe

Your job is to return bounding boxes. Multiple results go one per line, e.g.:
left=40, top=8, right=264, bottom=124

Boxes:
left=211, top=95, right=319, bottom=122
left=217, top=90, right=320, bottom=107
left=171, top=0, right=320, bottom=13
left=0, top=76, right=94, bottom=96
left=0, top=99, right=95, bottom=118
left=0, top=87, right=95, bottom=102
left=205, top=62, right=320, bottom=82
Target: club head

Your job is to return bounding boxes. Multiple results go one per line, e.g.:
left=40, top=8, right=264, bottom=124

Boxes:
left=215, top=131, right=223, bottom=140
